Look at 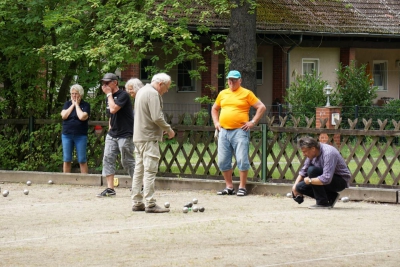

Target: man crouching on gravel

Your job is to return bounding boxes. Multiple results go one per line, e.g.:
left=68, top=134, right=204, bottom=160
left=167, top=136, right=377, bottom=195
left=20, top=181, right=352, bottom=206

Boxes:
left=292, top=136, right=351, bottom=209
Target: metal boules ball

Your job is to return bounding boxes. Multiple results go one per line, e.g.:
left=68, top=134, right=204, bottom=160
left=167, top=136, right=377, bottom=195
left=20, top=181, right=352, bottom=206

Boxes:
left=192, top=206, right=199, bottom=212
left=164, top=202, right=170, bottom=208
left=184, top=202, right=193, bottom=208
left=341, top=197, right=350, bottom=203
left=48, top=180, right=53, bottom=184
left=2, top=190, right=9, bottom=197
left=183, top=207, right=189, bottom=213
left=192, top=198, right=198, bottom=204
left=27, top=181, right=32, bottom=186
left=286, top=192, right=292, bottom=198
left=199, top=207, right=205, bottom=212
left=23, top=189, right=29, bottom=195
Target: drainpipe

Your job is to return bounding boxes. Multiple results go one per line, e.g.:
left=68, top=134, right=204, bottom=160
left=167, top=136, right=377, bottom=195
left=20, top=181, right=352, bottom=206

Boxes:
left=286, top=34, right=303, bottom=89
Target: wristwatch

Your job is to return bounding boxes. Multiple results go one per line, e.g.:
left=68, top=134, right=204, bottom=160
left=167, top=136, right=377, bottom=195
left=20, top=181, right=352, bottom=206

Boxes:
left=251, top=120, right=255, bottom=125
left=309, top=178, right=312, bottom=185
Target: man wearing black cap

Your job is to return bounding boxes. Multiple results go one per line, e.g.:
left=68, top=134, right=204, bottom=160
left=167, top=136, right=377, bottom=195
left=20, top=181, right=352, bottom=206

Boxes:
left=97, top=73, right=135, bottom=197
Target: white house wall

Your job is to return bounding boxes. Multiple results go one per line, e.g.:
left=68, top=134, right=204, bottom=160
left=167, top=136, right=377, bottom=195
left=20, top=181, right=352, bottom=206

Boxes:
left=289, top=47, right=340, bottom=89
left=355, top=48, right=400, bottom=101
left=256, top=45, right=273, bottom=106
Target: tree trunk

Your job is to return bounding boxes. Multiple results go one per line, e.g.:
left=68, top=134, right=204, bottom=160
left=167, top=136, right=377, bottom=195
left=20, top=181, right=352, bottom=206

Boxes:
left=56, top=61, right=78, bottom=108
left=225, top=0, right=257, bottom=94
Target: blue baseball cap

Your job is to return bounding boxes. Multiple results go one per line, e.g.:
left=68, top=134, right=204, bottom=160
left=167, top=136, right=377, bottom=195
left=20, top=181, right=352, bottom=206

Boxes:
left=226, top=70, right=241, bottom=79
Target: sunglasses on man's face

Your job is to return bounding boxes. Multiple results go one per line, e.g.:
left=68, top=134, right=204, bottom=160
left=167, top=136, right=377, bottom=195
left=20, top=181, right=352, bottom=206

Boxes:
left=102, top=81, right=112, bottom=86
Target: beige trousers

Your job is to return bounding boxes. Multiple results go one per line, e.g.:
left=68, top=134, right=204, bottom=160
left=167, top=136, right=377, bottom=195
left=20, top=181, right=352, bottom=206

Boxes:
left=131, top=141, right=160, bottom=208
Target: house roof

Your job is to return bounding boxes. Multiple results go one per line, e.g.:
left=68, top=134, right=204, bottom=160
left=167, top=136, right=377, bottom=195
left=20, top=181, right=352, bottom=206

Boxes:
left=189, top=0, right=400, bottom=37
left=257, top=0, right=400, bottom=36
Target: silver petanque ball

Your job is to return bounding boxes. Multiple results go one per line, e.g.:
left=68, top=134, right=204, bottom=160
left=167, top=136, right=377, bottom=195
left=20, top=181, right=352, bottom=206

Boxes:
left=26, top=181, right=32, bottom=186
left=286, top=192, right=292, bottom=198
left=2, top=190, right=9, bottom=197
left=184, top=202, right=193, bottom=208
left=48, top=180, right=53, bottom=184
left=199, top=207, right=205, bottom=212
left=192, top=198, right=198, bottom=204
left=164, top=202, right=170, bottom=208
left=192, top=206, right=199, bottom=212
left=341, top=197, right=350, bottom=203
left=183, top=207, right=189, bottom=213
left=23, top=189, right=29, bottom=195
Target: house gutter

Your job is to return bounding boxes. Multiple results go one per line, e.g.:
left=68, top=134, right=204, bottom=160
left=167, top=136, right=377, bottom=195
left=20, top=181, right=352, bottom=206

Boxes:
left=286, top=34, right=303, bottom=89
left=203, top=27, right=400, bottom=39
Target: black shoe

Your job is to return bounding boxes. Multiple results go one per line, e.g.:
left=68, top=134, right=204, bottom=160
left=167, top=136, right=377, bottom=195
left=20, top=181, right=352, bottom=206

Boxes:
left=217, top=187, right=236, bottom=195
left=308, top=204, right=331, bottom=209
left=292, top=192, right=304, bottom=204
left=236, top=188, right=247, bottom=196
left=96, top=188, right=116, bottom=198
left=329, top=193, right=340, bottom=208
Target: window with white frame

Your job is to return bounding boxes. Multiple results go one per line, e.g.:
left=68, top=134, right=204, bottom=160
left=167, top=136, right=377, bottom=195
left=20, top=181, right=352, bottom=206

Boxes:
left=373, top=60, right=388, bottom=91
left=256, top=58, right=263, bottom=85
left=302, top=58, right=319, bottom=75
left=140, top=58, right=153, bottom=82
left=177, top=61, right=195, bottom=92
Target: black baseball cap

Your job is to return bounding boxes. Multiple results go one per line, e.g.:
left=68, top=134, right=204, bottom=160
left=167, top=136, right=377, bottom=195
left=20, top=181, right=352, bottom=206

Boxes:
left=101, top=73, right=118, bottom=82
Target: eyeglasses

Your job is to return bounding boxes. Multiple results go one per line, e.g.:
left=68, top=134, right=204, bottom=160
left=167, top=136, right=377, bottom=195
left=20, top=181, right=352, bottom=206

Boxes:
left=102, top=81, right=111, bottom=86
left=228, top=78, right=239, bottom=83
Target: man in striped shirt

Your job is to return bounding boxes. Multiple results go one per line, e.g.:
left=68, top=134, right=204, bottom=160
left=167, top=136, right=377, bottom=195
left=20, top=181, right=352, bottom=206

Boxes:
left=292, top=136, right=351, bottom=209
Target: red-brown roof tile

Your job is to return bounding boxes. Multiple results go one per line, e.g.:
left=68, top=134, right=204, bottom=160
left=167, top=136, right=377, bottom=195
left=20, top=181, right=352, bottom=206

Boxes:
left=183, top=0, right=400, bottom=36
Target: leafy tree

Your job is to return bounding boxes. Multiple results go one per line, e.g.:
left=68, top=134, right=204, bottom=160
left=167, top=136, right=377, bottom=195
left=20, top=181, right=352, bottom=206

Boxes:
left=0, top=0, right=231, bottom=119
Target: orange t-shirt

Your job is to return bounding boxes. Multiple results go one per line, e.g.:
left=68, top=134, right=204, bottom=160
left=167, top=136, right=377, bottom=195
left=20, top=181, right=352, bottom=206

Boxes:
left=215, top=87, right=259, bottom=129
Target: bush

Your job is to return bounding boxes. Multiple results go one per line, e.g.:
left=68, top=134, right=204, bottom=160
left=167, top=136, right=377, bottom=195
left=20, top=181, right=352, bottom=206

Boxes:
left=284, top=70, right=337, bottom=123
left=336, top=61, right=378, bottom=116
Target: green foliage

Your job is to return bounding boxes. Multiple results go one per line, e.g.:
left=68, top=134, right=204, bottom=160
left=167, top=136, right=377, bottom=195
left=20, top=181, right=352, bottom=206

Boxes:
left=336, top=62, right=378, bottom=121
left=0, top=120, right=106, bottom=172
left=0, top=127, right=21, bottom=169
left=336, top=61, right=378, bottom=107
left=374, top=100, right=400, bottom=129
left=285, top=63, right=379, bottom=126
left=194, top=96, right=214, bottom=104
left=17, top=123, right=63, bottom=172
left=0, top=0, right=229, bottom=119
left=284, top=70, right=336, bottom=120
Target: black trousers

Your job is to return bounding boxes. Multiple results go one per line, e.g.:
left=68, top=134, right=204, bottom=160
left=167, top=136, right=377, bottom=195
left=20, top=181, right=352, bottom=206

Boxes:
left=295, top=166, right=347, bottom=205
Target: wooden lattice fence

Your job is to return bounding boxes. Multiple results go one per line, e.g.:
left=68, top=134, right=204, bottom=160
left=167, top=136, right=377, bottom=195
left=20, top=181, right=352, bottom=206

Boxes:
left=264, top=115, right=400, bottom=188
left=1, top=114, right=400, bottom=188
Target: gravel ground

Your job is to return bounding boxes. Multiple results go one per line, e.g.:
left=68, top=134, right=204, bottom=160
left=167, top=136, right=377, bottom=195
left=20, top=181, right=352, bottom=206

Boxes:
left=1, top=182, right=400, bottom=267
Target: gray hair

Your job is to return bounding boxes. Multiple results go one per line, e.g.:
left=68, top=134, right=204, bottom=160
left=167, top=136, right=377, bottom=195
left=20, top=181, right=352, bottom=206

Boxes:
left=151, top=73, right=171, bottom=84
left=125, top=78, right=144, bottom=93
left=297, top=136, right=320, bottom=149
left=70, top=84, right=84, bottom=96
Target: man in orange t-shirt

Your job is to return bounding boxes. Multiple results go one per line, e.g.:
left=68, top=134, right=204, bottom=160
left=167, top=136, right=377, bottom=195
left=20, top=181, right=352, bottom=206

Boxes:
left=211, top=70, right=266, bottom=196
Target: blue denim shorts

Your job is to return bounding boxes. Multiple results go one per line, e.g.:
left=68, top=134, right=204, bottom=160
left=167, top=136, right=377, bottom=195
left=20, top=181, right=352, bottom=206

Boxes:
left=218, top=128, right=250, bottom=171
left=62, top=134, right=88, bottom=163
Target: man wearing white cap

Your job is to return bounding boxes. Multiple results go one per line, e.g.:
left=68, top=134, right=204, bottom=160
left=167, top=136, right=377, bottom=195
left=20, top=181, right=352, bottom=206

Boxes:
left=212, top=70, right=266, bottom=196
